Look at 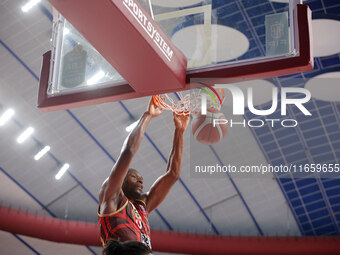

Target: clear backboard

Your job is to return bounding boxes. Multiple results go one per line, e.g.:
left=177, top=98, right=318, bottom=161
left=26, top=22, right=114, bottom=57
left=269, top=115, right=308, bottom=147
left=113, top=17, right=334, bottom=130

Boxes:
left=38, top=0, right=313, bottom=111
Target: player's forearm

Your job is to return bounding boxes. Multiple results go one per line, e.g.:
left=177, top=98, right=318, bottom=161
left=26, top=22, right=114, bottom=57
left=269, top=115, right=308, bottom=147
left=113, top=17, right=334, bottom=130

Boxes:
left=124, top=112, right=152, bottom=155
left=166, top=128, right=184, bottom=179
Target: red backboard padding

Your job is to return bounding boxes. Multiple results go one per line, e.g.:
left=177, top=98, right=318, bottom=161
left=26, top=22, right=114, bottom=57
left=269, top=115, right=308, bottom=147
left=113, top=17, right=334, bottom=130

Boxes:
left=48, top=0, right=187, bottom=93
left=1, top=206, right=340, bottom=255
left=38, top=4, right=313, bottom=111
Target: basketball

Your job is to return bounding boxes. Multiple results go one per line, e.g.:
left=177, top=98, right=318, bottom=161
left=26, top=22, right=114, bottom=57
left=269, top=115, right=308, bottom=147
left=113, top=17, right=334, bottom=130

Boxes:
left=191, top=108, right=228, bottom=145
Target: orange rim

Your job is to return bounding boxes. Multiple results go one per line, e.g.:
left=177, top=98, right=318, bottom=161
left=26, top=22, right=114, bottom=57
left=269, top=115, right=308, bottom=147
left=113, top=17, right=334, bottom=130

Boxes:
left=152, top=95, right=160, bottom=107
left=152, top=95, right=190, bottom=115
left=153, top=90, right=220, bottom=115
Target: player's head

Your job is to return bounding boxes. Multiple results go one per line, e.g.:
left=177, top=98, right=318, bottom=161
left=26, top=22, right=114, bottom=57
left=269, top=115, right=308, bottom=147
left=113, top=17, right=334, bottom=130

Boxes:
left=104, top=239, right=152, bottom=255
left=122, top=168, right=144, bottom=200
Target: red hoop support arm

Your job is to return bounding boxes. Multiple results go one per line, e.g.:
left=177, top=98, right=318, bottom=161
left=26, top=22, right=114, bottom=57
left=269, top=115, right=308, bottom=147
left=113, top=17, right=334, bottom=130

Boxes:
left=48, top=0, right=187, bottom=93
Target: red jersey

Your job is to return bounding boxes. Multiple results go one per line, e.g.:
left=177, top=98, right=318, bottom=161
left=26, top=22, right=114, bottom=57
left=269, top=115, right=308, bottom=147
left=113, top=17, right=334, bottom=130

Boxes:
left=98, top=196, right=151, bottom=249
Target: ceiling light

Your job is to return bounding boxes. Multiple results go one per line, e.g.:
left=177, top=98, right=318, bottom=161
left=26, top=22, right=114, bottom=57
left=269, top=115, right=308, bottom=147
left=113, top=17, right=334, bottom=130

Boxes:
left=305, top=72, right=340, bottom=102
left=17, top=127, right=34, bottom=144
left=63, top=28, right=70, bottom=35
left=87, top=71, right=105, bottom=85
left=55, top=163, right=69, bottom=180
left=0, top=109, right=15, bottom=126
left=171, top=24, right=249, bottom=65
left=312, top=19, right=340, bottom=57
left=34, top=145, right=50, bottom=160
left=125, top=120, right=138, bottom=132
left=21, top=0, right=41, bottom=13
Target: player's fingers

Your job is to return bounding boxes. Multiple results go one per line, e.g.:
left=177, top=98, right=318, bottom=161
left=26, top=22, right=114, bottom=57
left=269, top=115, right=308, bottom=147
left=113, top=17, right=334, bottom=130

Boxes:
left=152, top=95, right=160, bottom=107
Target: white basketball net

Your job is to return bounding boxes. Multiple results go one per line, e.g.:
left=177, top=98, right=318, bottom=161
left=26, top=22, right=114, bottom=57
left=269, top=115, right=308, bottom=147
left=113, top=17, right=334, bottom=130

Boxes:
left=153, top=87, right=225, bottom=115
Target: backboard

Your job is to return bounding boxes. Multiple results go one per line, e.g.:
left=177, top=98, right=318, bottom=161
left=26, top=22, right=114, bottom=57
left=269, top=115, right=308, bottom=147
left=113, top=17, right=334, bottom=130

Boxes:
left=38, top=0, right=313, bottom=111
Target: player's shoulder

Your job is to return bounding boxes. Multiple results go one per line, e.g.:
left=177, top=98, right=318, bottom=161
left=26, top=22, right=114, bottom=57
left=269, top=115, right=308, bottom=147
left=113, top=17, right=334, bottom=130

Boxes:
left=136, top=194, right=148, bottom=210
left=139, top=194, right=148, bottom=203
left=100, top=178, right=109, bottom=190
left=100, top=178, right=122, bottom=196
left=99, top=191, right=127, bottom=216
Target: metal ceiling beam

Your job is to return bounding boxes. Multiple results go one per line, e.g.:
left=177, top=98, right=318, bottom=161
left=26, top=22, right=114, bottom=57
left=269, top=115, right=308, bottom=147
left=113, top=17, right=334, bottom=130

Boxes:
left=0, top=167, right=96, bottom=255
left=209, top=145, right=264, bottom=235
left=234, top=0, right=338, bottom=236
left=12, top=233, right=40, bottom=255
left=272, top=59, right=340, bottom=235
left=0, top=40, right=174, bottom=232
left=243, top=114, right=304, bottom=235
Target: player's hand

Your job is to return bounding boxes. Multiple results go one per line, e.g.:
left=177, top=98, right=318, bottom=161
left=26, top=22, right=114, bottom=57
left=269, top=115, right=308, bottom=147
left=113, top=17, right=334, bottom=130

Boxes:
left=147, top=97, right=164, bottom=118
left=173, top=113, right=190, bottom=131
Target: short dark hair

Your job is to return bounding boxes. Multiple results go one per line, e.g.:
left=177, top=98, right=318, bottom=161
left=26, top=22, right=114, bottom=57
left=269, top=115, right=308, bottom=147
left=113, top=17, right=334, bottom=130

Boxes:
left=104, top=239, right=151, bottom=255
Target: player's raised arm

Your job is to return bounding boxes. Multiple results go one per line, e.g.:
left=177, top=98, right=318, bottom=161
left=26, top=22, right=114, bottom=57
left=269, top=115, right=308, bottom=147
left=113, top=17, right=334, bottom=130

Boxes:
left=143, top=113, right=190, bottom=213
left=99, top=98, right=163, bottom=211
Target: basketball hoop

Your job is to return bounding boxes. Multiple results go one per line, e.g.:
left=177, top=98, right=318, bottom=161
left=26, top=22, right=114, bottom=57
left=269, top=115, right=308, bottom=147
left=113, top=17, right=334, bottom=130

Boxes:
left=153, top=86, right=225, bottom=115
